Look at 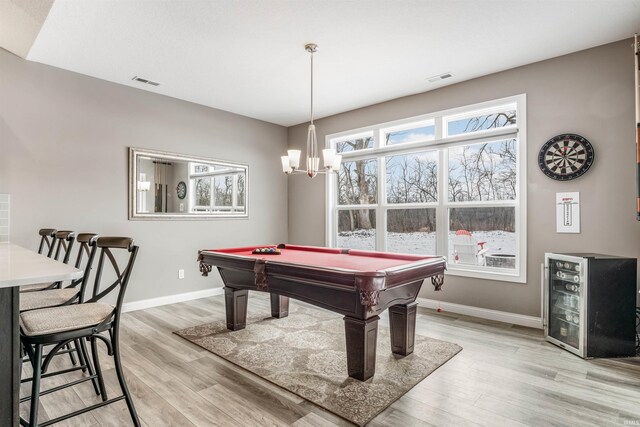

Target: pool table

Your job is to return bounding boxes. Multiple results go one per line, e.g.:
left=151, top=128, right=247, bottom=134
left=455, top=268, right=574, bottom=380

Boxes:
left=197, top=244, right=446, bottom=381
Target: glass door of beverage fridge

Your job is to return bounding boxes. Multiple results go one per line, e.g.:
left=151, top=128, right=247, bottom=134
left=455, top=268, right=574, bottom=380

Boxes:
left=544, top=254, right=587, bottom=357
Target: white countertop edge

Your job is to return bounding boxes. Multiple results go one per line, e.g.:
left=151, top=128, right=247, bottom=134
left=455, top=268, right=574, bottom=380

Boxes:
left=0, top=242, right=84, bottom=289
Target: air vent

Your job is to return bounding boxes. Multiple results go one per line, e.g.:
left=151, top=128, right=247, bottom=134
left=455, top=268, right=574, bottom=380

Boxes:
left=132, top=76, right=161, bottom=86
left=426, top=72, right=453, bottom=83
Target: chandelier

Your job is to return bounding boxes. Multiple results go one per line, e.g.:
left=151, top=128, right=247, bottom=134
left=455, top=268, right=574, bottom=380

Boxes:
left=281, top=43, right=341, bottom=178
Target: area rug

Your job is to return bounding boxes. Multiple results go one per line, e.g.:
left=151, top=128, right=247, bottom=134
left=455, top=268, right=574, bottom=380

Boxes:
left=175, top=304, right=462, bottom=426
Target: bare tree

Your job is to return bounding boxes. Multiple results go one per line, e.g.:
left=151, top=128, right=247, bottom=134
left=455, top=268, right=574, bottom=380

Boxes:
left=195, top=179, right=210, bottom=206
left=461, top=111, right=516, bottom=133
left=448, top=139, right=516, bottom=202
left=387, top=154, right=437, bottom=204
left=237, top=174, right=245, bottom=206
left=338, top=137, right=376, bottom=230
left=337, top=112, right=517, bottom=236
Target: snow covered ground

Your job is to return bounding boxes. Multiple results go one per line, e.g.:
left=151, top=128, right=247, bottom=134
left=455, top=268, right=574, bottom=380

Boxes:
left=462, top=230, right=516, bottom=256
left=337, top=229, right=516, bottom=259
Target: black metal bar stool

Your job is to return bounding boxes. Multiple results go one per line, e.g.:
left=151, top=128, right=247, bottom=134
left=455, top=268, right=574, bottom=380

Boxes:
left=20, top=236, right=140, bottom=427
left=36, top=229, right=57, bottom=256
left=21, top=230, right=76, bottom=292
left=20, top=233, right=98, bottom=311
left=20, top=234, right=101, bottom=394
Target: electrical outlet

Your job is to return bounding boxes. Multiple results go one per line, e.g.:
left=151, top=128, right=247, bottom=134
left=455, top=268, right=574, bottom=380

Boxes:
left=178, top=269, right=184, bottom=279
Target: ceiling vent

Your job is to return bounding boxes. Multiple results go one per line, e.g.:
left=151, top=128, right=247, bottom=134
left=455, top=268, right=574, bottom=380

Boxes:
left=427, top=73, right=453, bottom=83
left=132, top=76, right=160, bottom=86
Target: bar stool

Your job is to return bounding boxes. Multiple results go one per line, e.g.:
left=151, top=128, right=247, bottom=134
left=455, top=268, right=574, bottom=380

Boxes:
left=20, top=234, right=101, bottom=385
left=21, top=230, right=76, bottom=292
left=20, top=237, right=141, bottom=427
left=20, top=233, right=98, bottom=311
left=36, top=229, right=57, bottom=256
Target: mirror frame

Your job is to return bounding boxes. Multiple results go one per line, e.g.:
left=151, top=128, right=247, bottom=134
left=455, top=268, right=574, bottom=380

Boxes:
left=128, top=147, right=249, bottom=220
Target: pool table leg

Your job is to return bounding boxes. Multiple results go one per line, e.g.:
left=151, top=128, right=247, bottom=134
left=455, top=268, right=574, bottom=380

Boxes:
left=224, top=287, right=248, bottom=331
left=343, top=316, right=379, bottom=381
left=389, top=302, right=417, bottom=356
left=270, top=294, right=289, bottom=318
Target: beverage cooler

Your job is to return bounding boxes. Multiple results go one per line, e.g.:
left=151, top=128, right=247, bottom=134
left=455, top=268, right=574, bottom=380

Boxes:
left=544, top=253, right=637, bottom=358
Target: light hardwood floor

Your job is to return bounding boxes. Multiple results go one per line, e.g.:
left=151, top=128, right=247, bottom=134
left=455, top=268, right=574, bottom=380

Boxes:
left=20, top=293, right=640, bottom=426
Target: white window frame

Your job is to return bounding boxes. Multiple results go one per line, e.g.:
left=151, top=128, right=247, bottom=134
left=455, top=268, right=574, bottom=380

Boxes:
left=443, top=104, right=518, bottom=138
left=325, top=94, right=527, bottom=283
left=382, top=118, right=436, bottom=145
left=188, top=163, right=245, bottom=214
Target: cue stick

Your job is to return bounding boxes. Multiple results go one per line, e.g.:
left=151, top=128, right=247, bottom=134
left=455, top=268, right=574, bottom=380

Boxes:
left=635, top=34, right=640, bottom=221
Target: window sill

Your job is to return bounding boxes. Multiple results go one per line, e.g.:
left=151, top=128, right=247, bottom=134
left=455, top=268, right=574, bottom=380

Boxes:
left=445, top=264, right=526, bottom=284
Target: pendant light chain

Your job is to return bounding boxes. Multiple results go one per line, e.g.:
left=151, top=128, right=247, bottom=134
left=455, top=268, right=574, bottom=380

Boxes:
left=306, top=43, right=318, bottom=177
left=310, top=47, right=314, bottom=125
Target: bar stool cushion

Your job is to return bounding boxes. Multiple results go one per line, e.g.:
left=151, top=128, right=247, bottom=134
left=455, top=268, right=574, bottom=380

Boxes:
left=20, top=282, right=54, bottom=292
left=19, top=289, right=80, bottom=312
left=20, top=303, right=114, bottom=337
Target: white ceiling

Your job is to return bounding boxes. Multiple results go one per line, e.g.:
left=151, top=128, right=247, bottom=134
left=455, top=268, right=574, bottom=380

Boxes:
left=26, top=0, right=640, bottom=127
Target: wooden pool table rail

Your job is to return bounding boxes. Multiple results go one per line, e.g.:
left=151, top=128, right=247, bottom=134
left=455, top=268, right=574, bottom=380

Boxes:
left=197, top=247, right=446, bottom=380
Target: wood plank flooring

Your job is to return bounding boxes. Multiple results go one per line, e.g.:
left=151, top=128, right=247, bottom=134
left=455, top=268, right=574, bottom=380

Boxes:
left=20, top=293, right=640, bottom=426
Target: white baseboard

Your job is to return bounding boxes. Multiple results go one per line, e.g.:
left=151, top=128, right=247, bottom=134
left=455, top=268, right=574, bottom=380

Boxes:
left=121, top=289, right=542, bottom=329
left=416, top=297, right=543, bottom=329
left=122, top=287, right=224, bottom=313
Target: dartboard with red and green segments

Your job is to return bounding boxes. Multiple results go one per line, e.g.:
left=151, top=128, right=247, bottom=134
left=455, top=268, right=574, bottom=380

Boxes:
left=538, top=133, right=595, bottom=181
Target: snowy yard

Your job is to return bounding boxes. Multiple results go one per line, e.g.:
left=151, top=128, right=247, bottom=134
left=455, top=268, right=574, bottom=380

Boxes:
left=337, top=229, right=516, bottom=260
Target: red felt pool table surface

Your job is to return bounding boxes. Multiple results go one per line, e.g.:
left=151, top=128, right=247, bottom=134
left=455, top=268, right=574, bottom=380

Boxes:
left=204, top=244, right=440, bottom=272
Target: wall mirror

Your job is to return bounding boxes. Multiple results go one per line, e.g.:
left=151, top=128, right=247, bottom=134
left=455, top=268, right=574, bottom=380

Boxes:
left=129, top=147, right=248, bottom=220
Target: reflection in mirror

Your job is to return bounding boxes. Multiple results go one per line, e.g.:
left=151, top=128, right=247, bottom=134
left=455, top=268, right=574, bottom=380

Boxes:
left=129, top=148, right=248, bottom=219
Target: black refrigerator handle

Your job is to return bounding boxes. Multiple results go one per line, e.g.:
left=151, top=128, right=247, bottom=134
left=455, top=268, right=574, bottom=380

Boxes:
left=542, top=263, right=548, bottom=328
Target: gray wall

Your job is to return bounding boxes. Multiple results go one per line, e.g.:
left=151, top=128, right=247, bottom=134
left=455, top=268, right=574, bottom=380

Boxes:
left=2, top=39, right=638, bottom=314
left=0, top=48, right=289, bottom=303
left=288, top=40, right=640, bottom=317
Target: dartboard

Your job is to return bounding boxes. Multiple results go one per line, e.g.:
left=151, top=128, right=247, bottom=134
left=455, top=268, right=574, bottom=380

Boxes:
left=538, top=134, right=594, bottom=181
left=176, top=181, right=187, bottom=199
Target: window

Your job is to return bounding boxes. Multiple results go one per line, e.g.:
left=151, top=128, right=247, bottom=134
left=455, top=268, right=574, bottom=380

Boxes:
left=383, top=120, right=435, bottom=145
left=335, top=132, right=374, bottom=153
left=336, top=157, right=377, bottom=250
left=189, top=163, right=246, bottom=214
left=386, top=150, right=438, bottom=203
left=445, top=106, right=516, bottom=137
left=326, top=95, right=527, bottom=283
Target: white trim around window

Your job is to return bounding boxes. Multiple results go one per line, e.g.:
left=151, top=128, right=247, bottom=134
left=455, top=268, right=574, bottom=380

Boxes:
left=325, top=94, right=527, bottom=283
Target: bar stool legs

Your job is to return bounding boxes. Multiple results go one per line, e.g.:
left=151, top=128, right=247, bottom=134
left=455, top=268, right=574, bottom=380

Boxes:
left=112, top=328, right=140, bottom=427
left=90, top=336, right=108, bottom=402
left=28, top=344, right=43, bottom=427
left=76, top=338, right=101, bottom=395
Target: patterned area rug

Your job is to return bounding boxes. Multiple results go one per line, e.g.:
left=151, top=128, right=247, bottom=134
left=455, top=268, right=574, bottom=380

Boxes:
left=175, top=304, right=462, bottom=426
